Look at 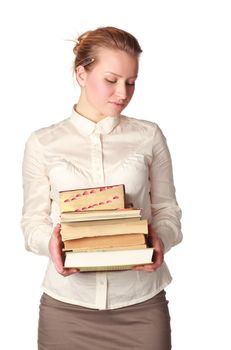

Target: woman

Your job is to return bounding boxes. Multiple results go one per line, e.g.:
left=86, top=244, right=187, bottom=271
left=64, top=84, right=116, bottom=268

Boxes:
left=21, top=26, right=182, bottom=350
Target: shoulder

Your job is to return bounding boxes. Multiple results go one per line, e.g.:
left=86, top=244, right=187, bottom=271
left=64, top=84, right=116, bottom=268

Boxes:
left=26, top=117, right=70, bottom=147
left=120, top=114, right=162, bottom=136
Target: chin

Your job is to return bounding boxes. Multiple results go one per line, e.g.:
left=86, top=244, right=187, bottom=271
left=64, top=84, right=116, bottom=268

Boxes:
left=101, top=109, right=120, bottom=118
left=105, top=103, right=126, bottom=117
left=108, top=107, right=125, bottom=117
left=109, top=111, right=121, bottom=117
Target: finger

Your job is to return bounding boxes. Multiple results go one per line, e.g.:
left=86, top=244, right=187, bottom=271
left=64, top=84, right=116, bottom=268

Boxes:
left=152, top=260, right=162, bottom=270
left=132, top=253, right=163, bottom=271
left=132, top=264, right=155, bottom=272
left=59, top=268, right=80, bottom=277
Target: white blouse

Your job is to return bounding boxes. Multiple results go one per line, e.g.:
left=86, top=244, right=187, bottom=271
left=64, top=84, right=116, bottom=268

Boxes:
left=21, top=106, right=182, bottom=310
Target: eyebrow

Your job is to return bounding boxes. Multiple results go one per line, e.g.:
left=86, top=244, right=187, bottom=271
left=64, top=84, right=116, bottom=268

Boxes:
left=105, top=71, right=138, bottom=79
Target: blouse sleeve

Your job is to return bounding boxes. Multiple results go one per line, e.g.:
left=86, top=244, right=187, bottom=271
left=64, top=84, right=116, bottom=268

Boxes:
left=21, top=132, right=53, bottom=256
left=149, top=125, right=182, bottom=253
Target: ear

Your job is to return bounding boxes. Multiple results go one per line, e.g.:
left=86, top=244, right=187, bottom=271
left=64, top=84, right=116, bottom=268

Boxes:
left=76, top=65, right=88, bottom=87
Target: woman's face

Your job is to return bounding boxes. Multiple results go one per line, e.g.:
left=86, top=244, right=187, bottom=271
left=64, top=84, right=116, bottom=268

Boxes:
left=78, top=48, right=138, bottom=120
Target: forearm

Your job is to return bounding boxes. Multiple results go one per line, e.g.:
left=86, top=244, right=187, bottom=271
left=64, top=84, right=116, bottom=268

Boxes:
left=151, top=203, right=182, bottom=253
left=21, top=218, right=53, bottom=256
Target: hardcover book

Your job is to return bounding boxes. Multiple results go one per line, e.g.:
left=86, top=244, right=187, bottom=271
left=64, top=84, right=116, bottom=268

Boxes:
left=63, top=233, right=146, bottom=251
left=59, top=184, right=125, bottom=213
left=60, top=208, right=141, bottom=222
left=64, top=248, right=154, bottom=271
left=61, top=218, right=148, bottom=241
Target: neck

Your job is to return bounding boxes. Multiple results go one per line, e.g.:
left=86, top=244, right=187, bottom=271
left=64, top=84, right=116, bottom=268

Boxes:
left=75, top=99, right=106, bottom=123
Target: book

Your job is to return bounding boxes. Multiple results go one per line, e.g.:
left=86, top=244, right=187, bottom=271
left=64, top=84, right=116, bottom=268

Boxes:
left=63, top=233, right=146, bottom=251
left=59, top=184, right=125, bottom=213
left=60, top=208, right=141, bottom=222
left=59, top=184, right=151, bottom=272
left=66, top=245, right=147, bottom=252
left=61, top=218, right=148, bottom=241
left=64, top=247, right=154, bottom=271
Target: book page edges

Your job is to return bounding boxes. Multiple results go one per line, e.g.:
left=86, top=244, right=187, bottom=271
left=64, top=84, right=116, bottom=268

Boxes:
left=64, top=248, right=154, bottom=269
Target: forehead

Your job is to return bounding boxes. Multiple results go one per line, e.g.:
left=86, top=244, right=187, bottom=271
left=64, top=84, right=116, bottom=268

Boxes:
left=94, top=48, right=138, bottom=77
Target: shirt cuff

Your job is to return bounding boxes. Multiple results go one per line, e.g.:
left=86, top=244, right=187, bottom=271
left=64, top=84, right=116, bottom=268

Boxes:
left=152, top=221, right=182, bottom=253
left=25, top=224, right=53, bottom=256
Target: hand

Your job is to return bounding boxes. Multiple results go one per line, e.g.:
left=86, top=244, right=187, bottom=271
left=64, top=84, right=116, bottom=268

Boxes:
left=49, top=224, right=79, bottom=276
left=132, top=224, right=164, bottom=272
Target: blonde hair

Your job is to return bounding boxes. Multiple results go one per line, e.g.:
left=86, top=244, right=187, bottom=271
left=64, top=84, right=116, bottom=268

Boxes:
left=73, top=26, right=142, bottom=72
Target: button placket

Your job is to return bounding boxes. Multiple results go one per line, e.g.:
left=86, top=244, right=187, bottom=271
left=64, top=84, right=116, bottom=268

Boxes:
left=95, top=272, right=107, bottom=309
left=90, top=132, right=104, bottom=185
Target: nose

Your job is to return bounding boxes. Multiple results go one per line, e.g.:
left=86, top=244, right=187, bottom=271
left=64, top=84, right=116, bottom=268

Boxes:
left=115, top=83, right=127, bottom=100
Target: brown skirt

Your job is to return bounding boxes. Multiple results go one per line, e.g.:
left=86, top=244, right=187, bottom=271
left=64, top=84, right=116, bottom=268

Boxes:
left=38, top=291, right=171, bottom=350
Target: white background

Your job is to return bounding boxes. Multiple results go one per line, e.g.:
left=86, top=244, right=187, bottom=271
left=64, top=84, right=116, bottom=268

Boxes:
left=0, top=0, right=230, bottom=349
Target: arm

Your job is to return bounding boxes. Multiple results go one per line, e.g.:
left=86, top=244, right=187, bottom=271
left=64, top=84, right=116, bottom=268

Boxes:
left=133, top=125, right=182, bottom=272
left=21, top=132, right=79, bottom=276
left=21, top=132, right=53, bottom=256
left=149, top=125, right=182, bottom=253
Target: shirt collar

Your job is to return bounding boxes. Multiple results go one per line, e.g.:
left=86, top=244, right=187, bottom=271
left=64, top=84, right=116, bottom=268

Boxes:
left=70, top=106, right=120, bottom=136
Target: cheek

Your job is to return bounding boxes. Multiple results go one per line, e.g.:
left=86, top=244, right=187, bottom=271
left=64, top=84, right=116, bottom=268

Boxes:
left=87, top=78, right=113, bottom=101
left=127, top=87, right=135, bottom=101
left=130, top=87, right=135, bottom=97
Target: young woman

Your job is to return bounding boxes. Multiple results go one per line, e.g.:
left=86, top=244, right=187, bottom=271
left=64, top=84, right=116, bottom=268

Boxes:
left=21, top=26, right=182, bottom=350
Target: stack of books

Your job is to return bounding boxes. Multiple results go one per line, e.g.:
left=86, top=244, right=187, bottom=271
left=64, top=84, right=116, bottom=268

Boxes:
left=59, top=184, right=154, bottom=271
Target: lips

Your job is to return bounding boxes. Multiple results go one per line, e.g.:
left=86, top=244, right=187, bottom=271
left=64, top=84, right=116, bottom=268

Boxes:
left=109, top=101, right=126, bottom=108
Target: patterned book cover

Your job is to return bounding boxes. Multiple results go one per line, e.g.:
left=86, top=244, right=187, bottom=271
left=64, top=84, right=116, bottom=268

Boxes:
left=59, top=184, right=125, bottom=213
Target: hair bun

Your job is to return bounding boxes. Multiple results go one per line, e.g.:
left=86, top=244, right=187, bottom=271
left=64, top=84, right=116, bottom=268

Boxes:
left=73, top=40, right=80, bottom=55
left=73, top=31, right=92, bottom=55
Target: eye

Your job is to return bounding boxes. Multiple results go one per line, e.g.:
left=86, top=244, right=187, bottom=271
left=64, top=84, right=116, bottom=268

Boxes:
left=126, top=81, right=135, bottom=86
left=105, top=79, right=117, bottom=84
